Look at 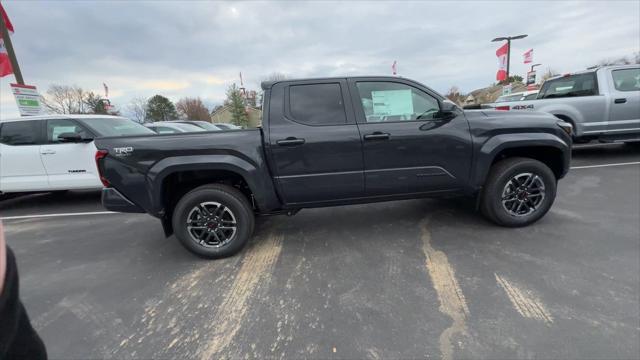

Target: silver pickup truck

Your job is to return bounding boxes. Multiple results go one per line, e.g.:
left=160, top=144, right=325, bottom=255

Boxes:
left=486, top=65, right=640, bottom=143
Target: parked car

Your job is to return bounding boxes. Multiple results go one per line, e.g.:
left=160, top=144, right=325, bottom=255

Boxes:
left=145, top=122, right=206, bottom=134
left=494, top=90, right=539, bottom=103
left=212, top=123, right=242, bottom=130
left=96, top=76, right=572, bottom=259
left=167, top=120, right=223, bottom=131
left=485, top=65, right=640, bottom=143
left=0, top=115, right=154, bottom=197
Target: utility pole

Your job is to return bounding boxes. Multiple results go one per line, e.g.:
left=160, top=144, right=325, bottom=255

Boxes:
left=0, top=10, right=24, bottom=85
left=491, top=34, right=528, bottom=81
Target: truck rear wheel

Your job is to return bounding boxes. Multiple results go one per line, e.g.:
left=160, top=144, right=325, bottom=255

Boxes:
left=480, top=157, right=557, bottom=227
left=172, top=184, right=254, bottom=259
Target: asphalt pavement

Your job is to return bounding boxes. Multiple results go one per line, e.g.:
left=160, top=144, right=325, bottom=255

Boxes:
left=1, top=143, right=639, bottom=359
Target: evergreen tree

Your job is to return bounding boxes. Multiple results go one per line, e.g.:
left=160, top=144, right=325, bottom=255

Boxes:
left=145, top=95, right=178, bottom=122
left=226, top=84, right=249, bottom=128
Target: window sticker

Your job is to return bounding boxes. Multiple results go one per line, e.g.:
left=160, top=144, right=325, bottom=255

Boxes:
left=371, top=90, right=413, bottom=116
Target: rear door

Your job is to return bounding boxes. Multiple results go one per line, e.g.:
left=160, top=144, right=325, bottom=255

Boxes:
left=40, top=118, right=102, bottom=190
left=0, top=120, right=49, bottom=192
left=267, top=79, right=364, bottom=204
left=348, top=78, right=472, bottom=196
left=608, top=67, right=640, bottom=135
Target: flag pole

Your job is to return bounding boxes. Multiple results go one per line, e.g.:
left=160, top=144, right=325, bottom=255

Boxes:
left=0, top=8, right=23, bottom=85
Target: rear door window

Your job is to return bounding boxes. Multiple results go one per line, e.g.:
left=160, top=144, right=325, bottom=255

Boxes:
left=288, top=83, right=346, bottom=125
left=0, top=120, right=42, bottom=146
left=612, top=68, right=640, bottom=92
left=539, top=73, right=598, bottom=99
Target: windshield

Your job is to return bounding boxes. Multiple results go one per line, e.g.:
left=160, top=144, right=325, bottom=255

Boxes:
left=538, top=73, right=598, bottom=99
left=495, top=94, right=523, bottom=103
left=191, top=122, right=221, bottom=131
left=77, top=118, right=155, bottom=136
left=212, top=123, right=230, bottom=130
left=174, top=123, right=205, bottom=132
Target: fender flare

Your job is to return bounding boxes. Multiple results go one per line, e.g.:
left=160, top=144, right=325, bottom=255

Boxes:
left=146, top=154, right=280, bottom=215
left=472, top=133, right=571, bottom=187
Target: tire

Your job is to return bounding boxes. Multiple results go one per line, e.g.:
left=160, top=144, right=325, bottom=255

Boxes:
left=480, top=157, right=557, bottom=227
left=172, top=184, right=255, bottom=259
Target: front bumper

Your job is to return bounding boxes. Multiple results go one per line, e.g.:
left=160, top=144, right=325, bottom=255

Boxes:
left=101, top=188, right=145, bottom=213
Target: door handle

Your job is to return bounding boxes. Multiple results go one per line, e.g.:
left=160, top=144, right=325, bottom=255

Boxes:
left=363, top=132, right=390, bottom=141
left=40, top=149, right=56, bottom=155
left=276, top=137, right=305, bottom=146
left=614, top=98, right=627, bottom=104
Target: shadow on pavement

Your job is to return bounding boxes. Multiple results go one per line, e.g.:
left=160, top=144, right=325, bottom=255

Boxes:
left=0, top=190, right=103, bottom=216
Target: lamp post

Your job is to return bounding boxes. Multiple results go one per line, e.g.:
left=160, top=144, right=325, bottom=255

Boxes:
left=491, top=34, right=528, bottom=81
left=530, top=63, right=541, bottom=72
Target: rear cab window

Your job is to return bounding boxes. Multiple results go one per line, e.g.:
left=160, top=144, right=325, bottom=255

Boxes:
left=538, top=73, right=598, bottom=99
left=611, top=68, right=640, bottom=92
left=288, top=83, right=346, bottom=125
left=0, top=120, right=43, bottom=146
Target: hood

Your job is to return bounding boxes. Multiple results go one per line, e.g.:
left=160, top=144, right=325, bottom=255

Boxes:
left=463, top=109, right=562, bottom=133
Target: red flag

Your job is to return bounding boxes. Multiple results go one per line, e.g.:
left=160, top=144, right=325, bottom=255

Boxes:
left=496, top=43, right=509, bottom=81
left=392, top=60, right=397, bottom=75
left=0, top=38, right=11, bottom=77
left=0, top=3, right=14, bottom=77
left=0, top=3, right=14, bottom=36
left=523, top=48, right=533, bottom=64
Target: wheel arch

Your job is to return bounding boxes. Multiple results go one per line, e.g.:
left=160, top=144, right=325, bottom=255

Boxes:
left=146, top=155, right=280, bottom=235
left=473, top=134, right=571, bottom=188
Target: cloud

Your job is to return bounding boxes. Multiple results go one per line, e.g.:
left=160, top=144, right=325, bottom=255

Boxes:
left=1, top=0, right=638, bottom=120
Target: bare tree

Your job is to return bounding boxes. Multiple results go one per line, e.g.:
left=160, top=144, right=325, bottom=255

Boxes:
left=127, top=97, right=148, bottom=123
left=176, top=97, right=210, bottom=121
left=541, top=68, right=558, bottom=82
left=262, top=72, right=287, bottom=83
left=42, top=84, right=87, bottom=114
left=445, top=86, right=465, bottom=106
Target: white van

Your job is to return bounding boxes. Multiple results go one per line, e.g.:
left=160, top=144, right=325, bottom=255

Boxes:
left=0, top=115, right=154, bottom=196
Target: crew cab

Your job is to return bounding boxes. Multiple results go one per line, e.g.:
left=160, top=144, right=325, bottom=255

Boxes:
left=486, top=65, right=640, bottom=143
left=95, top=76, right=572, bottom=259
left=0, top=115, right=154, bottom=197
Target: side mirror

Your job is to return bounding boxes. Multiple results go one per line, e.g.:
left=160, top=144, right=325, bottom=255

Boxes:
left=435, top=101, right=459, bottom=120
left=58, top=132, right=90, bottom=143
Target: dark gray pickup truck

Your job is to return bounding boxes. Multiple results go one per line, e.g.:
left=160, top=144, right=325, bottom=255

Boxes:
left=95, top=76, right=572, bottom=258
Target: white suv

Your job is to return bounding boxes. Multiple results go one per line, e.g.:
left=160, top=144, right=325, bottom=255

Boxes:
left=0, top=115, right=154, bottom=196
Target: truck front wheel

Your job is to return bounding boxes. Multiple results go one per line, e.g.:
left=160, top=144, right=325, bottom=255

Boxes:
left=480, top=157, right=557, bottom=227
left=172, top=184, right=255, bottom=259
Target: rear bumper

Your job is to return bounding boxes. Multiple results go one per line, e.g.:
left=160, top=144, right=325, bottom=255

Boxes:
left=101, top=188, right=145, bottom=213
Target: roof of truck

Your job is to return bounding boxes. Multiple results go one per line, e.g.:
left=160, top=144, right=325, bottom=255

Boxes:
left=546, top=64, right=638, bottom=81
left=261, top=75, right=414, bottom=90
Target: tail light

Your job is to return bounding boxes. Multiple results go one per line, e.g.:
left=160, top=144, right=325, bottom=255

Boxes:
left=94, top=150, right=110, bottom=187
left=495, top=105, right=510, bottom=111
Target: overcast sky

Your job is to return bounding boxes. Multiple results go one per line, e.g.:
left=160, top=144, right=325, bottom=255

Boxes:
left=1, top=0, right=639, bottom=119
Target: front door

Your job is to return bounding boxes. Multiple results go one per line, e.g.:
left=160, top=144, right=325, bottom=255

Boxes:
left=40, top=119, right=102, bottom=189
left=608, top=67, right=640, bottom=136
left=0, top=120, right=49, bottom=192
left=348, top=79, right=472, bottom=196
left=267, top=80, right=364, bottom=204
